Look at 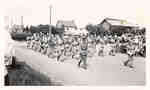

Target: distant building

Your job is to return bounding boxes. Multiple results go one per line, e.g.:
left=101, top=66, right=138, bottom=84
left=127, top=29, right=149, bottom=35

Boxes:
left=99, top=18, right=139, bottom=33
left=11, top=24, right=23, bottom=33
left=5, top=16, right=24, bottom=33
left=56, top=20, right=77, bottom=31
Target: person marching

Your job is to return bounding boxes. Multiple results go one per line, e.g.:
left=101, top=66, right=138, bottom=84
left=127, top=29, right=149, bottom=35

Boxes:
left=72, top=37, right=79, bottom=59
left=56, top=41, right=65, bottom=62
left=98, top=41, right=105, bottom=57
left=124, top=41, right=135, bottom=68
left=78, top=34, right=88, bottom=70
left=26, top=36, right=31, bottom=48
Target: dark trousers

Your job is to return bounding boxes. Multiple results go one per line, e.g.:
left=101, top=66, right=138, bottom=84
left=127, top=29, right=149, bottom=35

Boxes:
left=78, top=54, right=87, bottom=68
left=124, top=54, right=134, bottom=68
left=5, top=74, right=9, bottom=85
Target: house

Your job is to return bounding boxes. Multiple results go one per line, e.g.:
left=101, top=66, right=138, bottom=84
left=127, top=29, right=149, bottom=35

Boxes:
left=56, top=20, right=77, bottom=31
left=11, top=24, right=24, bottom=33
left=99, top=18, right=139, bottom=33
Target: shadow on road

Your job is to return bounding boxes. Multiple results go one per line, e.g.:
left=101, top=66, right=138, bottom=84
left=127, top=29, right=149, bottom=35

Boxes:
left=5, top=61, right=63, bottom=86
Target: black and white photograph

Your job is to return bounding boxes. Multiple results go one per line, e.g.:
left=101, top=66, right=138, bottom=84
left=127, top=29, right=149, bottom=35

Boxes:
left=0, top=0, right=148, bottom=86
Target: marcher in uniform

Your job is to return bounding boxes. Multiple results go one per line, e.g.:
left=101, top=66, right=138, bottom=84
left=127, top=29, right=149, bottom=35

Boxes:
left=78, top=35, right=88, bottom=69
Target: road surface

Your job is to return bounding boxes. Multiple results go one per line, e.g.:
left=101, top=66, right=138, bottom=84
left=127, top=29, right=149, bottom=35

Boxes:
left=6, top=42, right=145, bottom=86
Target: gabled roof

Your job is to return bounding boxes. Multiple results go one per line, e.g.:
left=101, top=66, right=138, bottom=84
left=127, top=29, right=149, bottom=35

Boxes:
left=56, top=20, right=77, bottom=28
left=101, top=18, right=139, bottom=27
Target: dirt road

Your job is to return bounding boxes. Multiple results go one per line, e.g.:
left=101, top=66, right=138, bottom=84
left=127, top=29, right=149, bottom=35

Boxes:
left=7, top=42, right=145, bottom=86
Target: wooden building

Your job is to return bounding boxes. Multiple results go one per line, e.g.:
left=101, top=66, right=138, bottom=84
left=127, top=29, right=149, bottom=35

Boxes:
left=99, top=18, right=139, bottom=34
left=56, top=20, right=77, bottom=31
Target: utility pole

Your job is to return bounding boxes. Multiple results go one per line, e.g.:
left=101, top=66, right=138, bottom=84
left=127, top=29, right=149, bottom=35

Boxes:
left=4, top=16, right=9, bottom=30
left=21, top=16, right=24, bottom=32
left=10, top=16, right=14, bottom=33
left=49, top=5, right=52, bottom=37
left=21, top=16, right=23, bottom=26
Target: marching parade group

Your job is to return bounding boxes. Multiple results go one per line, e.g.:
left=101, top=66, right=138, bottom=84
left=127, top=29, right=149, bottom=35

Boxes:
left=26, top=31, right=145, bottom=69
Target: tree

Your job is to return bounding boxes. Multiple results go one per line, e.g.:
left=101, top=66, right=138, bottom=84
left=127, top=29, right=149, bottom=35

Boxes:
left=30, top=25, right=39, bottom=33
left=85, top=24, right=97, bottom=34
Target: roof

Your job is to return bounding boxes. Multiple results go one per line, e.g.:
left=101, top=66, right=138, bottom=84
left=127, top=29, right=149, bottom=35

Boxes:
left=56, top=20, right=77, bottom=28
left=101, top=18, right=139, bottom=27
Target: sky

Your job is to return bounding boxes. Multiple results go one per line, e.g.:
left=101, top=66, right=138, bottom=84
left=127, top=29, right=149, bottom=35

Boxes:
left=0, top=0, right=149, bottom=27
